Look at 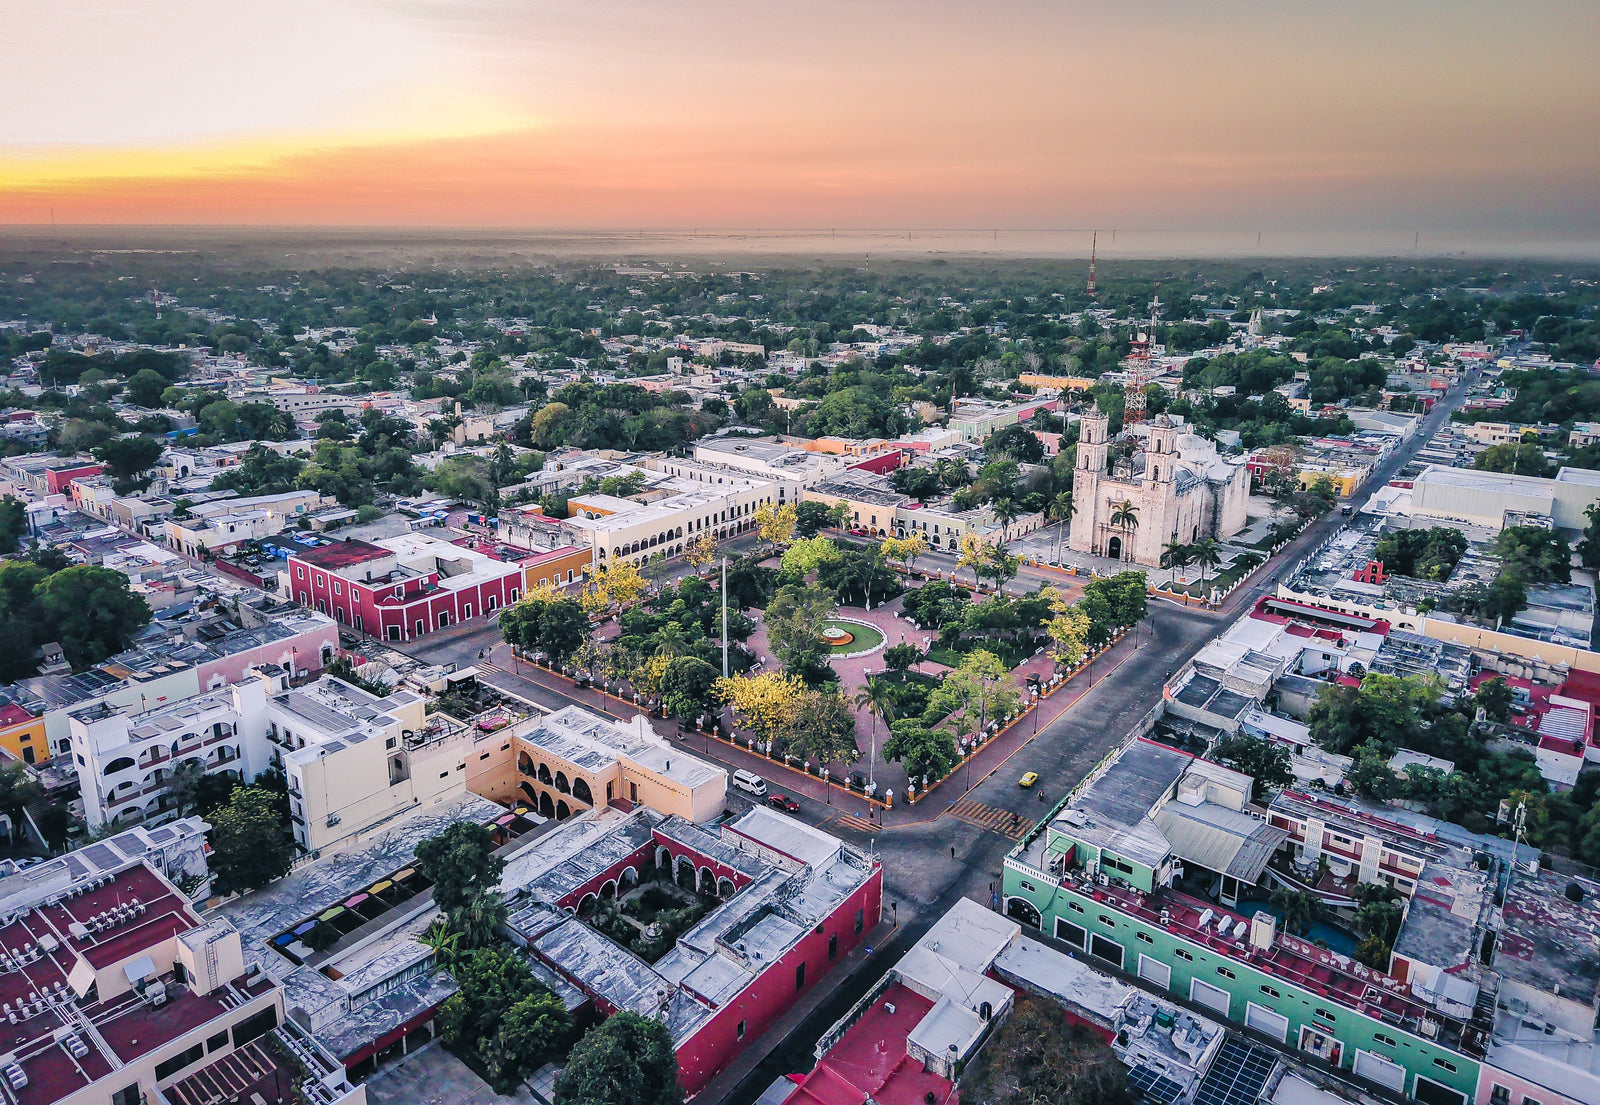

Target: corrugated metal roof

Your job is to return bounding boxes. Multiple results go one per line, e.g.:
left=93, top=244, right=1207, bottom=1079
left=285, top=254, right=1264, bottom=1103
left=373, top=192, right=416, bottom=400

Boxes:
left=1154, top=803, right=1288, bottom=883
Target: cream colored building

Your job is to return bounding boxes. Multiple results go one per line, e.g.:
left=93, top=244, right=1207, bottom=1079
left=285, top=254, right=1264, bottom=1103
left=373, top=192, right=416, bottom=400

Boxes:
left=561, top=461, right=798, bottom=570
left=269, top=676, right=500, bottom=856
left=1068, top=407, right=1251, bottom=566
left=509, top=705, right=725, bottom=823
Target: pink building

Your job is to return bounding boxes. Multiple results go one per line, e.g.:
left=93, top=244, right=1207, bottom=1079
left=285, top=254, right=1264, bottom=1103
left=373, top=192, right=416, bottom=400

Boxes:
left=289, top=533, right=523, bottom=642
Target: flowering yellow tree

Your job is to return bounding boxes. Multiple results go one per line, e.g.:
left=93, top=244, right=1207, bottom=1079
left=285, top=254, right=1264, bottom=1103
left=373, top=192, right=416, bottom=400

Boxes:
left=881, top=533, right=928, bottom=571
left=1041, top=585, right=1091, bottom=666
left=715, top=671, right=804, bottom=742
left=684, top=532, right=719, bottom=568
left=521, top=578, right=562, bottom=606
left=956, top=534, right=988, bottom=585
left=629, top=653, right=674, bottom=701
left=753, top=501, right=798, bottom=548
left=580, top=559, right=650, bottom=614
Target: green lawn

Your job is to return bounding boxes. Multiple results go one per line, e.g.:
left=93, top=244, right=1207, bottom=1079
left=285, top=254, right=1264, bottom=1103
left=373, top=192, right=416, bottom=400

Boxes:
left=926, top=635, right=1037, bottom=670
left=826, top=619, right=885, bottom=654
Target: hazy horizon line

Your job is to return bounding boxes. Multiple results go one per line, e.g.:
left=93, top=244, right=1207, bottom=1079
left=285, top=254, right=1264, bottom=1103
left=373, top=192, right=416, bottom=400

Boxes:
left=5, top=224, right=1600, bottom=263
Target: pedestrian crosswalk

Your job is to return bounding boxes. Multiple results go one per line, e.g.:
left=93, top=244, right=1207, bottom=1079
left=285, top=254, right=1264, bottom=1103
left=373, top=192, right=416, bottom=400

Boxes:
left=477, top=662, right=506, bottom=674
left=830, top=814, right=880, bottom=835
left=947, top=797, right=1030, bottom=839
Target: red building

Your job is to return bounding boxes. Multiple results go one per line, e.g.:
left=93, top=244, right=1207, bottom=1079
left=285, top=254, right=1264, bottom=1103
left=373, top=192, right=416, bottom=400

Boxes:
left=509, top=806, right=883, bottom=1096
left=289, top=532, right=523, bottom=642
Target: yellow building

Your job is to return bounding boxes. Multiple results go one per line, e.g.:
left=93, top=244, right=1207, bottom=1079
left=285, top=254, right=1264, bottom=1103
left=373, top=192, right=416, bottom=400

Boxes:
left=0, top=702, right=47, bottom=764
left=1296, top=463, right=1364, bottom=497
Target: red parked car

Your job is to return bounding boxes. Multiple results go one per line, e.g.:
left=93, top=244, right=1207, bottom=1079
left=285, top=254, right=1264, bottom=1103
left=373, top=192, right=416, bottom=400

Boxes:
left=766, top=794, right=800, bottom=813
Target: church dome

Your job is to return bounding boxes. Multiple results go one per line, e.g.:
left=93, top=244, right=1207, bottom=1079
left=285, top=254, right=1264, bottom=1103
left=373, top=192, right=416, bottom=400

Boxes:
left=1175, top=433, right=1213, bottom=460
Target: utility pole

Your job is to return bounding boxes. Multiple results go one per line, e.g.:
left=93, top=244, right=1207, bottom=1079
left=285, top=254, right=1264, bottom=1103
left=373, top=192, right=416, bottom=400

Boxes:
left=721, top=555, right=729, bottom=677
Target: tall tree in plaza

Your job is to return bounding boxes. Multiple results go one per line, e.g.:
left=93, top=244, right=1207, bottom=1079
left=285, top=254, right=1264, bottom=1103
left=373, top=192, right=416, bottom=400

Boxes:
left=883, top=722, right=959, bottom=783
left=1189, top=538, right=1223, bottom=590
left=1048, top=491, right=1075, bottom=562
left=752, top=501, right=797, bottom=549
left=853, top=676, right=898, bottom=781
left=581, top=559, right=649, bottom=614
left=684, top=531, right=719, bottom=568
left=764, top=583, right=835, bottom=675
left=794, top=500, right=835, bottom=538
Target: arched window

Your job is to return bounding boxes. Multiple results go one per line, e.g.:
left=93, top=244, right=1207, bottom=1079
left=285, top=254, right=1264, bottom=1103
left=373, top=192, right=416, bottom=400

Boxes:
left=103, top=757, right=135, bottom=776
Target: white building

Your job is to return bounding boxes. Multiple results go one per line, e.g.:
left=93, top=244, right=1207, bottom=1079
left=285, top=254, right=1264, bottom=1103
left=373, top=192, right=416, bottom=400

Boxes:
left=1069, top=407, right=1251, bottom=566
left=560, top=461, right=798, bottom=570
left=690, top=438, right=849, bottom=486
left=1407, top=465, right=1600, bottom=532
left=164, top=490, right=335, bottom=556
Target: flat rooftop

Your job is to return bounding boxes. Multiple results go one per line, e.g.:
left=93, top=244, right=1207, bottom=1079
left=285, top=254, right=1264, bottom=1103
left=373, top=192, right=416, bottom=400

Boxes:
left=1497, top=870, right=1600, bottom=1008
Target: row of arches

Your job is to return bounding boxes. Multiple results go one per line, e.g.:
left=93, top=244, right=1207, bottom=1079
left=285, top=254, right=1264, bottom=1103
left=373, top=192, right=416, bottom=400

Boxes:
left=108, top=744, right=239, bottom=781
left=517, top=753, right=595, bottom=805
left=655, top=846, right=738, bottom=898
left=518, top=784, right=572, bottom=821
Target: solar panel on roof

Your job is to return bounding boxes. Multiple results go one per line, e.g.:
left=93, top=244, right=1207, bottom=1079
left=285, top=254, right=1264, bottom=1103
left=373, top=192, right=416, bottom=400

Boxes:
left=78, top=844, right=119, bottom=871
left=1128, top=1065, right=1187, bottom=1105
left=1193, top=1038, right=1276, bottom=1105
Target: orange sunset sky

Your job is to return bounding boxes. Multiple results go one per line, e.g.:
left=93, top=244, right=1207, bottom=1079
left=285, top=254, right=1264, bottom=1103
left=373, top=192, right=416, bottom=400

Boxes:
left=2, top=0, right=1596, bottom=237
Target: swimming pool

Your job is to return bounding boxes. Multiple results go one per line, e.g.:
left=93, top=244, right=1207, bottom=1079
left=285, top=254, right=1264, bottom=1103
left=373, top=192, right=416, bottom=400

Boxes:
left=1234, top=899, right=1360, bottom=957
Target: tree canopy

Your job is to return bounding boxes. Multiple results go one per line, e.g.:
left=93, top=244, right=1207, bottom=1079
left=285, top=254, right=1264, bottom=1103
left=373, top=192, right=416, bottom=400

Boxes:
left=208, top=787, right=294, bottom=896
left=553, top=1011, right=685, bottom=1105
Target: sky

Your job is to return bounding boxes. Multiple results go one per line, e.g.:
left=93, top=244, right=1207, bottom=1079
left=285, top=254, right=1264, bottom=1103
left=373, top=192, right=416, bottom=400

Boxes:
left=1, top=0, right=1596, bottom=243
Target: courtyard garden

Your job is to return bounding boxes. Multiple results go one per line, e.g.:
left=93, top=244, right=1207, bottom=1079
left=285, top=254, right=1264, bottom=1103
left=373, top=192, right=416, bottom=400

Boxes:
left=580, top=869, right=721, bottom=963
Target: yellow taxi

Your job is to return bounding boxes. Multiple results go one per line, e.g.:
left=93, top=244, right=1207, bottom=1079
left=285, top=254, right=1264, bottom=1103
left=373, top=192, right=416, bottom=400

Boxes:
left=1018, top=771, right=1039, bottom=788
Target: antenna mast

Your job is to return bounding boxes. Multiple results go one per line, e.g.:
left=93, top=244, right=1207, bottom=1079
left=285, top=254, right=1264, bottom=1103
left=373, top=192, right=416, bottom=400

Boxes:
left=1123, top=283, right=1160, bottom=425
left=1087, top=231, right=1098, bottom=298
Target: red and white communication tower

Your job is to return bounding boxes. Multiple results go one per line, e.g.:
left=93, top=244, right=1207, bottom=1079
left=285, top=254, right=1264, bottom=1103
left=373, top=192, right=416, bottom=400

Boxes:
left=1122, top=287, right=1162, bottom=424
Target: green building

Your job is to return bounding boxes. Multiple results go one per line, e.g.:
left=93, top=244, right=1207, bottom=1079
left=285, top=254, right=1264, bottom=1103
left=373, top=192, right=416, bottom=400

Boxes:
left=1002, top=737, right=1486, bottom=1105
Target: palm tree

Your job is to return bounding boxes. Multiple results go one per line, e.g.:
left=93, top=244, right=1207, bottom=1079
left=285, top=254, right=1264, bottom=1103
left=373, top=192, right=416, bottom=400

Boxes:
left=1049, top=491, right=1076, bottom=564
left=853, top=677, right=898, bottom=790
left=1108, top=500, right=1139, bottom=560
left=1190, top=538, right=1223, bottom=589
left=1269, top=887, right=1323, bottom=936
left=991, top=498, right=1020, bottom=533
left=933, top=458, right=967, bottom=491
left=1163, top=540, right=1192, bottom=578
left=488, top=440, right=515, bottom=487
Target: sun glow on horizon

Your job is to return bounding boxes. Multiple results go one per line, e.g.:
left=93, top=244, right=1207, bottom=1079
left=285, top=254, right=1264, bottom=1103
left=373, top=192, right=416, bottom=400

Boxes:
left=1, top=0, right=1596, bottom=237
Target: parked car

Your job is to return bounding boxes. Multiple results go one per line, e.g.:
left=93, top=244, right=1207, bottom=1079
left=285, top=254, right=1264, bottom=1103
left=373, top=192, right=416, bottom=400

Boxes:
left=766, top=794, right=800, bottom=813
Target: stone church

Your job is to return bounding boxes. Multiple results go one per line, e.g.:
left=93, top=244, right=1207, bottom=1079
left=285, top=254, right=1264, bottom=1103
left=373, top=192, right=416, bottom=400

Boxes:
left=1067, top=405, right=1251, bottom=566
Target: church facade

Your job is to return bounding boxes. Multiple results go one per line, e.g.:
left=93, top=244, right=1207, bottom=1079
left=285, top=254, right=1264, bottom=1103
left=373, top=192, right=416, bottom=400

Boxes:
left=1067, top=406, right=1251, bottom=566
